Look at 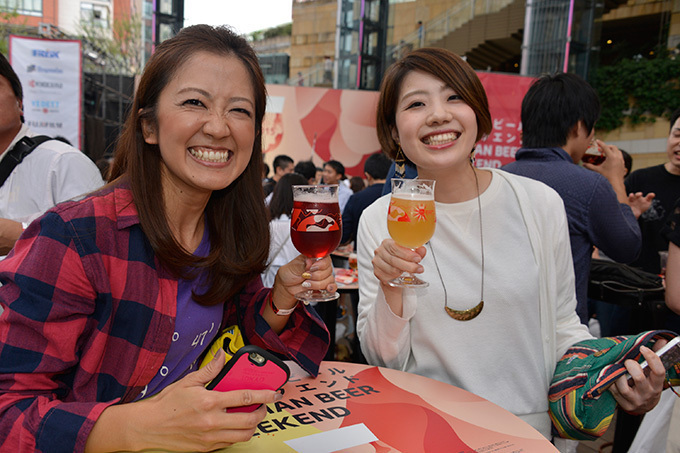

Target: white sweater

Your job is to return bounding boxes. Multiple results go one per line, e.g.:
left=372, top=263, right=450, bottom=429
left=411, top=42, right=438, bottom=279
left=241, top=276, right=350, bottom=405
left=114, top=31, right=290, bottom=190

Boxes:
left=261, top=214, right=300, bottom=287
left=356, top=169, right=592, bottom=438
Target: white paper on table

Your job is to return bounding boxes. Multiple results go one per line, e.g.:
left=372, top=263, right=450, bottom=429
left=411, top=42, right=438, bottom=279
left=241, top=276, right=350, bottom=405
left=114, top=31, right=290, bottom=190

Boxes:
left=284, top=423, right=378, bottom=453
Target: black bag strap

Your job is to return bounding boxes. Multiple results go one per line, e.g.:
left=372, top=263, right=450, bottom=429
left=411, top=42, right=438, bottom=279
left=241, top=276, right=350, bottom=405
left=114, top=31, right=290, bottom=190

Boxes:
left=0, top=135, right=53, bottom=188
left=589, top=279, right=665, bottom=306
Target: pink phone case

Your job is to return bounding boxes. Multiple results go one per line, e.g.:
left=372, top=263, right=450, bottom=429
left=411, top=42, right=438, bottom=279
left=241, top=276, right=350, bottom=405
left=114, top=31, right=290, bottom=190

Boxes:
left=206, top=345, right=290, bottom=412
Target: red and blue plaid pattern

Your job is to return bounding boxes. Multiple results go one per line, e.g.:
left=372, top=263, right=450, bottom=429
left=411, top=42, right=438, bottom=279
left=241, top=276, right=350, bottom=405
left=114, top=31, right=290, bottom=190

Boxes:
left=0, top=185, right=329, bottom=452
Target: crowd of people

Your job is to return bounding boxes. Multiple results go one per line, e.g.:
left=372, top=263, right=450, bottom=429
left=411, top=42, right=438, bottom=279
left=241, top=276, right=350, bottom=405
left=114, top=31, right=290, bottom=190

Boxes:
left=0, top=23, right=679, bottom=453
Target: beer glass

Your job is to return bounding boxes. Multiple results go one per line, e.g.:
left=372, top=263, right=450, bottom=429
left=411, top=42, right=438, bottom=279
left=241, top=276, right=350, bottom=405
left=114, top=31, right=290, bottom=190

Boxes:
left=582, top=139, right=605, bottom=165
left=387, top=179, right=436, bottom=287
left=290, top=184, right=342, bottom=302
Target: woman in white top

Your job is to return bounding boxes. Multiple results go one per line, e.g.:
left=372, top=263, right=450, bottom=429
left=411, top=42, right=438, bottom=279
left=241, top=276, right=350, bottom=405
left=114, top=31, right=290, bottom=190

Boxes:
left=356, top=47, right=666, bottom=443
left=262, top=172, right=308, bottom=287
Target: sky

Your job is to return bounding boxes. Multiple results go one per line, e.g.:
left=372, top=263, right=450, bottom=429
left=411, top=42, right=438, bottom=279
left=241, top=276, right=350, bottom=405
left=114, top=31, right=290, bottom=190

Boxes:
left=183, top=0, right=293, bottom=35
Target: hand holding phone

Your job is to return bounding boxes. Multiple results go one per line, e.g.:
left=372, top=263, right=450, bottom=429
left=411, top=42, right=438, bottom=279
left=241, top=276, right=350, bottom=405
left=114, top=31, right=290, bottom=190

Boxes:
left=206, top=345, right=290, bottom=412
left=626, top=336, right=680, bottom=385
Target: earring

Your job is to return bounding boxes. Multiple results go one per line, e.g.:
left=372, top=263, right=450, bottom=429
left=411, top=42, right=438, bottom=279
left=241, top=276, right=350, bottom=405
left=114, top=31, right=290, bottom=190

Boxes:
left=395, top=145, right=406, bottom=178
left=470, top=147, right=476, bottom=166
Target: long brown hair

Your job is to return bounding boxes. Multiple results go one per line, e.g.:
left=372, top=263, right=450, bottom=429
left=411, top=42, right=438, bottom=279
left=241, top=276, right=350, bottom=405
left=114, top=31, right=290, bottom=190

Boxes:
left=109, top=25, right=270, bottom=305
left=268, top=172, right=308, bottom=220
left=376, top=47, right=492, bottom=166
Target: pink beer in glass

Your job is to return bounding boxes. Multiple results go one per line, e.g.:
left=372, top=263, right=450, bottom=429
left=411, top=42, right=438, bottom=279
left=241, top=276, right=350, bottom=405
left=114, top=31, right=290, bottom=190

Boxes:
left=290, top=184, right=342, bottom=302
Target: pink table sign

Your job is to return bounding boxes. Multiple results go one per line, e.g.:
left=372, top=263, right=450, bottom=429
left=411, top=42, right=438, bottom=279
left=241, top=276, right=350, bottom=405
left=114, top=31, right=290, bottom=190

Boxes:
left=223, top=361, right=558, bottom=452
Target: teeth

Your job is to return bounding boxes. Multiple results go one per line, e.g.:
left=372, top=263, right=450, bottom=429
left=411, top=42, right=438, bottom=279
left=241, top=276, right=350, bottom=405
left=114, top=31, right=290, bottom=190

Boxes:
left=189, top=147, right=231, bottom=163
left=423, top=132, right=460, bottom=145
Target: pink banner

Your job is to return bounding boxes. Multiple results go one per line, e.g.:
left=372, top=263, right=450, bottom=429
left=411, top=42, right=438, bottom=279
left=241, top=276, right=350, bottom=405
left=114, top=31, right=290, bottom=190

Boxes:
left=263, top=72, right=533, bottom=176
left=475, top=72, right=535, bottom=168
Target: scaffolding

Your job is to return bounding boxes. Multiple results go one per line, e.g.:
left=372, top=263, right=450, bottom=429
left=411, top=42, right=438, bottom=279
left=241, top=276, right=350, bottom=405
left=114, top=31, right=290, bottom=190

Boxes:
left=336, top=0, right=389, bottom=90
left=520, top=0, right=602, bottom=79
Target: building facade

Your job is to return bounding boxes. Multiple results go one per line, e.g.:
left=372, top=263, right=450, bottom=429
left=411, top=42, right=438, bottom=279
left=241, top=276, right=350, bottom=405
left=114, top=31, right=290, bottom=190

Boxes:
left=286, top=0, right=679, bottom=161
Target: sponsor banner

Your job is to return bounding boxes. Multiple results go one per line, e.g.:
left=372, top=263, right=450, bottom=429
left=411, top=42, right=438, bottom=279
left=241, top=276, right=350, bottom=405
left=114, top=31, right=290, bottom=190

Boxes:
left=264, top=73, right=533, bottom=176
left=9, top=35, right=82, bottom=148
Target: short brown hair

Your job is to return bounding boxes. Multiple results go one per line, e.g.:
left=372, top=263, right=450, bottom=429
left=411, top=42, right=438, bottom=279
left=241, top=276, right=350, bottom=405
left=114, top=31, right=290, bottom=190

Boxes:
left=109, top=25, right=269, bottom=305
left=376, top=48, right=492, bottom=164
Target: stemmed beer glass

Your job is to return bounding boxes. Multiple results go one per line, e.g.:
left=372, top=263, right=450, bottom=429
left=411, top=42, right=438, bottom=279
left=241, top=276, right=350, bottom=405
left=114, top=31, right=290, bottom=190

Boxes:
left=290, top=184, right=342, bottom=302
left=387, top=179, right=436, bottom=287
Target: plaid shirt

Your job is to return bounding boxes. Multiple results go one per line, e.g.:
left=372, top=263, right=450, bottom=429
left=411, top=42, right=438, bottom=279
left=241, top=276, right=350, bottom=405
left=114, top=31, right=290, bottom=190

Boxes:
left=0, top=185, right=329, bottom=452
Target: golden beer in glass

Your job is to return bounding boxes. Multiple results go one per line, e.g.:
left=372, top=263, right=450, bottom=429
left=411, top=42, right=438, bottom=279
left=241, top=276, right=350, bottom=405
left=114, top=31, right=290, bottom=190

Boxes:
left=387, top=179, right=436, bottom=287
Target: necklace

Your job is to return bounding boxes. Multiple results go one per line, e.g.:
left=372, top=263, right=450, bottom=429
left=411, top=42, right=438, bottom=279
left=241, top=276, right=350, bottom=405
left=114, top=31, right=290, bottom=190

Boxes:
left=430, top=168, right=485, bottom=321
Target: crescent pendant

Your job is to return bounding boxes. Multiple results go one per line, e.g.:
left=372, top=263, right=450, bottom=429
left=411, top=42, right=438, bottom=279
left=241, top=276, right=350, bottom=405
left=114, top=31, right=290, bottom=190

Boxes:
left=445, top=300, right=484, bottom=321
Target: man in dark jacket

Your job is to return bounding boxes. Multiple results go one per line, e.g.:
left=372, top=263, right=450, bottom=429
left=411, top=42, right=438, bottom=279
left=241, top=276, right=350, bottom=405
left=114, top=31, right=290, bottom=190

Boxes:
left=503, top=73, right=649, bottom=326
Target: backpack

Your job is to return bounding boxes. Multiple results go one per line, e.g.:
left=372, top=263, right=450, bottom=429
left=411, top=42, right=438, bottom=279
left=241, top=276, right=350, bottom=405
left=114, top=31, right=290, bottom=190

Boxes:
left=0, top=135, right=53, bottom=188
left=588, top=258, right=665, bottom=307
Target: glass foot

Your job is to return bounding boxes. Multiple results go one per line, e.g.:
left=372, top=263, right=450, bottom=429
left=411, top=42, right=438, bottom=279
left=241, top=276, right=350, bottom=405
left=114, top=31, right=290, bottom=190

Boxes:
left=295, top=289, right=341, bottom=304
left=387, top=273, right=428, bottom=288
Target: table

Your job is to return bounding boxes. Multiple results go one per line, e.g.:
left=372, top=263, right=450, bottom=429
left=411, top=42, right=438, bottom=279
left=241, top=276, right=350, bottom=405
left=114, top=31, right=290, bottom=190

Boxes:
left=331, top=245, right=353, bottom=260
left=334, top=268, right=358, bottom=292
left=223, top=361, right=558, bottom=453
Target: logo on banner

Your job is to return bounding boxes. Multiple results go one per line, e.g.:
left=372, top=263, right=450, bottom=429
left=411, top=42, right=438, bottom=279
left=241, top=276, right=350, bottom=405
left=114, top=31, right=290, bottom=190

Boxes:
left=30, top=99, right=60, bottom=114
left=25, top=65, right=63, bottom=74
left=29, top=80, right=63, bottom=89
left=31, top=49, right=60, bottom=58
left=27, top=120, right=64, bottom=129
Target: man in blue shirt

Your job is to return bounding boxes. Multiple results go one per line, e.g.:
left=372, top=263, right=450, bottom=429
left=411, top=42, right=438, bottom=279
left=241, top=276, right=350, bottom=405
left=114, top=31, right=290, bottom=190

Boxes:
left=341, top=152, right=391, bottom=248
left=503, top=73, right=649, bottom=325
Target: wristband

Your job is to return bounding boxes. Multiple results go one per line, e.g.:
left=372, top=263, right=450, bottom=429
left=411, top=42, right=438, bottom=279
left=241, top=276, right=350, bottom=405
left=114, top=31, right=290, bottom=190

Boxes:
left=268, top=292, right=297, bottom=316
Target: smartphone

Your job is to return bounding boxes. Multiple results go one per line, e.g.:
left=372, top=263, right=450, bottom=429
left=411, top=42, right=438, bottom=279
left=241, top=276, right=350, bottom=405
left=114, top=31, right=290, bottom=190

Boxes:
left=626, top=336, right=680, bottom=385
left=206, top=345, right=290, bottom=412
left=638, top=336, right=680, bottom=372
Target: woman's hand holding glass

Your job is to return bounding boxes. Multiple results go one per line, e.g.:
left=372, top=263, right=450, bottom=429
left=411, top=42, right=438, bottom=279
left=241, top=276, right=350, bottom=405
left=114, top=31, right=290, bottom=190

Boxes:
left=372, top=239, right=427, bottom=283
left=385, top=179, right=436, bottom=287
left=289, top=184, right=342, bottom=303
left=272, top=254, right=337, bottom=309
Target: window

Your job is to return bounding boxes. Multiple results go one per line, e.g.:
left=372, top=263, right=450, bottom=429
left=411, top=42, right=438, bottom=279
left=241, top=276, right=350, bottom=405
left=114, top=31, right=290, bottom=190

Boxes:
left=159, top=23, right=174, bottom=43
left=0, top=0, right=43, bottom=16
left=143, top=0, right=153, bottom=18
left=80, top=3, right=110, bottom=29
left=158, top=0, right=172, bottom=15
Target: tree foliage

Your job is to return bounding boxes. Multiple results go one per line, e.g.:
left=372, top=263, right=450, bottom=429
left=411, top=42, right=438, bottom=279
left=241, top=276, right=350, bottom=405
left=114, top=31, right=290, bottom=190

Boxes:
left=0, top=9, right=30, bottom=55
left=79, top=13, right=142, bottom=76
left=249, top=22, right=292, bottom=42
left=593, top=53, right=680, bottom=132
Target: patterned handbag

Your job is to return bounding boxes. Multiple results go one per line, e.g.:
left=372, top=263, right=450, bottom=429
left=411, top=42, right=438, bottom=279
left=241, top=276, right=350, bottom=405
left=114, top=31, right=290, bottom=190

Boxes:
left=549, top=330, right=680, bottom=440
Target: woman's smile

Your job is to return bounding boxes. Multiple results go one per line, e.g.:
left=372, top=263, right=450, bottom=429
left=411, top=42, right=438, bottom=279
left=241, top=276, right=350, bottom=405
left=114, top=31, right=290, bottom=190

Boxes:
left=421, top=130, right=462, bottom=148
left=188, top=146, right=233, bottom=165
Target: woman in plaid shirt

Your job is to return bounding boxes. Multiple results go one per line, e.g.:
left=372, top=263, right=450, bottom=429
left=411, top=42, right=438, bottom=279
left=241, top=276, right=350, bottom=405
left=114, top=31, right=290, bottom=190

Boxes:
left=0, top=25, right=331, bottom=452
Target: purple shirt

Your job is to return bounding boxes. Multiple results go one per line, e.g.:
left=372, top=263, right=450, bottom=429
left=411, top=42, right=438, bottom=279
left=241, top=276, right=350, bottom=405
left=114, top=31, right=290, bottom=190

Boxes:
left=136, top=228, right=223, bottom=400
